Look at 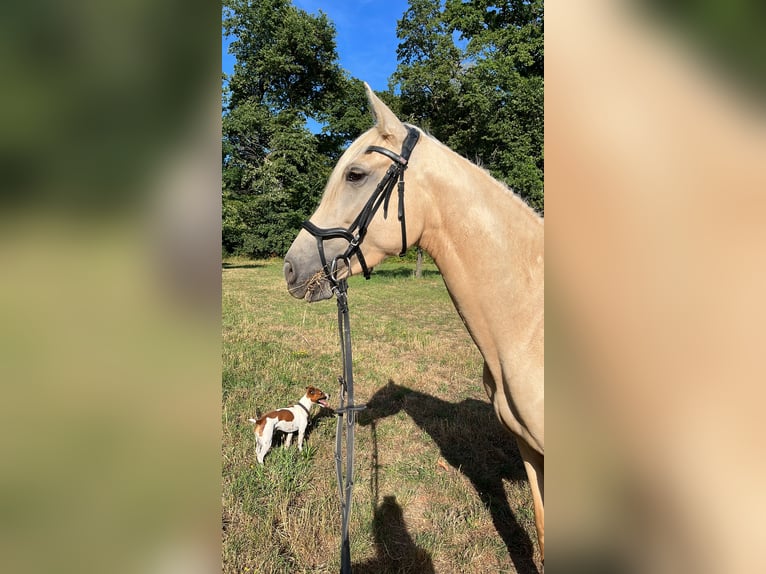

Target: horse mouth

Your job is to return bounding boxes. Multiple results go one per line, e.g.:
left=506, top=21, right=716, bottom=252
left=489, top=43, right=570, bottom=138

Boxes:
left=285, top=256, right=355, bottom=302
left=284, top=268, right=332, bottom=302
left=303, top=271, right=333, bottom=302
left=301, top=263, right=352, bottom=302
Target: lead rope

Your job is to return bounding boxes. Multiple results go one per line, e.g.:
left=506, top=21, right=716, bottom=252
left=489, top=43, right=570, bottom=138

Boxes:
left=331, top=277, right=366, bottom=574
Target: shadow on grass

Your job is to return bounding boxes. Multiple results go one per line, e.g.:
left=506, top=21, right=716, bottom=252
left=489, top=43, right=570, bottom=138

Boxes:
left=351, top=417, right=435, bottom=573
left=222, top=262, right=264, bottom=269
left=358, top=380, right=540, bottom=574
left=370, top=267, right=441, bottom=279
left=353, top=494, right=436, bottom=574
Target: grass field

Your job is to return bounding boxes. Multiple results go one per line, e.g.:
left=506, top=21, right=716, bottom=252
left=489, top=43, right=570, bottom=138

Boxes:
left=222, top=257, right=541, bottom=573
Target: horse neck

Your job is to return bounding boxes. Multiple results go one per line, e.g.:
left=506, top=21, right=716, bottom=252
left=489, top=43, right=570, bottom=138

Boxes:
left=415, top=139, right=544, bottom=359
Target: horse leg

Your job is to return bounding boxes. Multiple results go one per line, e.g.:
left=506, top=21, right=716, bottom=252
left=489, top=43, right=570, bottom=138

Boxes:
left=516, top=437, right=544, bottom=565
left=482, top=362, right=545, bottom=564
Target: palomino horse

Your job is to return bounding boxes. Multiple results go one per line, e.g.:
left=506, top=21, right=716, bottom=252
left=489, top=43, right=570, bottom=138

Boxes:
left=283, top=84, right=544, bottom=562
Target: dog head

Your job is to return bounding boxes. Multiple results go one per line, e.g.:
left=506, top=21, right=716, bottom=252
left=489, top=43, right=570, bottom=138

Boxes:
left=305, top=386, right=330, bottom=408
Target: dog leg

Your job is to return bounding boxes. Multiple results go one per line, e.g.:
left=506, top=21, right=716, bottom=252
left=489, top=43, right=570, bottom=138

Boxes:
left=297, top=426, right=306, bottom=451
left=284, top=432, right=293, bottom=448
left=257, top=421, right=275, bottom=464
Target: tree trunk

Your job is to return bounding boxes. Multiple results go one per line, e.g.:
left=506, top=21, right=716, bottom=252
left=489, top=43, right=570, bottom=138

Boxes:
left=415, top=248, right=423, bottom=279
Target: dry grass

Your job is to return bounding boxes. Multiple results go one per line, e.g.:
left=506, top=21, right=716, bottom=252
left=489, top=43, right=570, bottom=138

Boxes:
left=222, top=258, right=541, bottom=573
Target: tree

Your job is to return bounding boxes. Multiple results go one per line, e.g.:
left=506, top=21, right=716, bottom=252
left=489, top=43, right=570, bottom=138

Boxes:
left=392, top=0, right=544, bottom=214
left=223, top=0, right=342, bottom=114
left=315, top=76, right=375, bottom=163
left=222, top=0, right=348, bottom=257
left=393, top=0, right=463, bottom=132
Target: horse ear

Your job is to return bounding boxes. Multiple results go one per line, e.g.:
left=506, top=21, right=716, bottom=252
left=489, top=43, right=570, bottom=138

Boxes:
left=364, top=82, right=407, bottom=141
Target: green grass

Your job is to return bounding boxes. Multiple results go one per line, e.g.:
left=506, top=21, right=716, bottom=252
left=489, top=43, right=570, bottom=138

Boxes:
left=222, top=258, right=541, bottom=573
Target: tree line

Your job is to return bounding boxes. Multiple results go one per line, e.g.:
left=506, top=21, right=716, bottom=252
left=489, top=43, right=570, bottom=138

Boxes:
left=223, top=0, right=543, bottom=258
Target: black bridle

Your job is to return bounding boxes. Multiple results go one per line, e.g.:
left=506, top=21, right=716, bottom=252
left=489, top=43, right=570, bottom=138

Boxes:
left=301, top=125, right=420, bottom=285
left=301, top=126, right=420, bottom=574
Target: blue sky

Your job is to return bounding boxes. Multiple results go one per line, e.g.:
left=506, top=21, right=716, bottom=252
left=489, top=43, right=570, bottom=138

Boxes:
left=222, top=0, right=410, bottom=93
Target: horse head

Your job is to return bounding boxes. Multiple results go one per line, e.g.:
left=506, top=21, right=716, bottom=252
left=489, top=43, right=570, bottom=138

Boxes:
left=357, top=380, right=408, bottom=427
left=284, top=83, right=427, bottom=301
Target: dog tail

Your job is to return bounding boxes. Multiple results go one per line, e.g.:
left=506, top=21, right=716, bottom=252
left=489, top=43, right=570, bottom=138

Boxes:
left=247, top=407, right=263, bottom=425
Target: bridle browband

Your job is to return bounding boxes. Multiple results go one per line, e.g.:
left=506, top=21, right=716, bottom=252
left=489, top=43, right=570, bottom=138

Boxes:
left=301, top=125, right=420, bottom=285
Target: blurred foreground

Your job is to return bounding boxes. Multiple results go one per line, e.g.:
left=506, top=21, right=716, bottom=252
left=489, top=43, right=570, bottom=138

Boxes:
left=547, top=1, right=766, bottom=572
left=0, top=1, right=220, bottom=572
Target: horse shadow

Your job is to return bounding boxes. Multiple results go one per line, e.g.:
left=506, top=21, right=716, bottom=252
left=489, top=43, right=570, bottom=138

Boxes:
left=357, top=380, right=539, bottom=574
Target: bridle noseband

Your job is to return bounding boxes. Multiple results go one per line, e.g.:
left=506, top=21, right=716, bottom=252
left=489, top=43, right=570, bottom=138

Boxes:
left=301, top=125, right=420, bottom=285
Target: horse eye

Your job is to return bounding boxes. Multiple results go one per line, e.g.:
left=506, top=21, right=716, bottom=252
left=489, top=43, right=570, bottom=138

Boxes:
left=346, top=170, right=366, bottom=184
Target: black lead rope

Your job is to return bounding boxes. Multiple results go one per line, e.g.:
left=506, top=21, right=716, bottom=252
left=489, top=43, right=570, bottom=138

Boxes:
left=331, top=278, right=366, bottom=574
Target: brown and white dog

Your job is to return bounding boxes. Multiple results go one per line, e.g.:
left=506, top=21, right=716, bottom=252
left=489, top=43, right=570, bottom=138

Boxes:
left=249, top=386, right=330, bottom=464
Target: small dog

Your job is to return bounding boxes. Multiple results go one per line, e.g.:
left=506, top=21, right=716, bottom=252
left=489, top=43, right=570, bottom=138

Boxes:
left=249, top=386, right=330, bottom=464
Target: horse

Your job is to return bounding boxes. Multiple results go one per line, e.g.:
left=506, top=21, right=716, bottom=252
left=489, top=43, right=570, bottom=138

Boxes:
left=283, top=83, right=544, bottom=563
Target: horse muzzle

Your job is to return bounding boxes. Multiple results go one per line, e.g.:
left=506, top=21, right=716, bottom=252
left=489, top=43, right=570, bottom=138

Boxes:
left=285, top=228, right=358, bottom=301
left=283, top=261, right=330, bottom=302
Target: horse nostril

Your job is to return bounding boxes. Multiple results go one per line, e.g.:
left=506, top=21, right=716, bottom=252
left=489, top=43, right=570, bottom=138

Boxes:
left=283, top=260, right=295, bottom=284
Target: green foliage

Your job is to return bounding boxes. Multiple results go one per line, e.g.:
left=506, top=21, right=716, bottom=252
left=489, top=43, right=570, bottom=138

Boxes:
left=394, top=0, right=463, bottom=127
left=223, top=0, right=341, bottom=114
left=222, top=0, right=347, bottom=258
left=393, top=0, right=544, bottom=214
left=316, top=76, right=375, bottom=161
